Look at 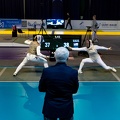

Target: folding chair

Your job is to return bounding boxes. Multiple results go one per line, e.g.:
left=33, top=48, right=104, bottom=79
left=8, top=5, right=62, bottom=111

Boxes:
left=17, top=29, right=25, bottom=37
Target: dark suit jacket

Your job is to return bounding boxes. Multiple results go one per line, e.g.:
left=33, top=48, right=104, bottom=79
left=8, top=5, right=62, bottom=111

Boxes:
left=38, top=62, right=79, bottom=119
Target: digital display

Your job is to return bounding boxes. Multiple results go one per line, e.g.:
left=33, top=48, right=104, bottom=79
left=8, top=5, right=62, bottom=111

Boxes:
left=40, top=35, right=81, bottom=50
left=46, top=19, right=64, bottom=25
left=46, top=19, right=64, bottom=29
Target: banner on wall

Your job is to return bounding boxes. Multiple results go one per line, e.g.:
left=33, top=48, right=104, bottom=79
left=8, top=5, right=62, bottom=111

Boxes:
left=0, top=19, right=119, bottom=30
left=69, top=20, right=91, bottom=29
left=0, top=19, right=21, bottom=28
left=26, top=20, right=47, bottom=29
left=98, top=21, right=118, bottom=29
left=0, top=20, right=4, bottom=28
left=71, top=20, right=118, bottom=30
left=21, top=19, right=119, bottom=30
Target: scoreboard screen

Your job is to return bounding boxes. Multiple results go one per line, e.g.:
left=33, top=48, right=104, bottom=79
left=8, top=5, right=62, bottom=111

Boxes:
left=46, top=19, right=65, bottom=29
left=33, top=35, right=81, bottom=50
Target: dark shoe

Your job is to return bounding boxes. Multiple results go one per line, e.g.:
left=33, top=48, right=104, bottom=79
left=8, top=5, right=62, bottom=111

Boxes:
left=94, top=39, right=98, bottom=42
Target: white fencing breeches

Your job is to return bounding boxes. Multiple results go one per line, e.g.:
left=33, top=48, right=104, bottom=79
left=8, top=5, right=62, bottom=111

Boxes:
left=14, top=53, right=48, bottom=75
left=78, top=57, right=113, bottom=72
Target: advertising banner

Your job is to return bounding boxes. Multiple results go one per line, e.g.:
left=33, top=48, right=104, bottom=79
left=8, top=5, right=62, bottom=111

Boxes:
left=26, top=20, right=47, bottom=29
left=0, top=19, right=21, bottom=28
left=71, top=20, right=118, bottom=30
left=70, top=20, right=91, bottom=29
left=98, top=21, right=118, bottom=30
left=1, top=19, right=119, bottom=30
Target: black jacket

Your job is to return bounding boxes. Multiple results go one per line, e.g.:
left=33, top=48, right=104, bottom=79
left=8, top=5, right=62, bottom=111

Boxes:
left=38, top=62, right=79, bottom=118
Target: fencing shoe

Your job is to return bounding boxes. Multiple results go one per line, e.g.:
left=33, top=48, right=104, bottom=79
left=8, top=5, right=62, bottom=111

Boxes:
left=111, top=68, right=117, bottom=72
left=13, top=73, right=17, bottom=76
left=78, top=70, right=83, bottom=74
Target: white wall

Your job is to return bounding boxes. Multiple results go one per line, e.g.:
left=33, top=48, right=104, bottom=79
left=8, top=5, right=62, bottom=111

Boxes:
left=22, top=19, right=120, bottom=30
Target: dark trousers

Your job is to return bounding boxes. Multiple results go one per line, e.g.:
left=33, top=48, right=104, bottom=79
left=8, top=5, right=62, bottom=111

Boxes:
left=44, top=116, right=73, bottom=120
left=65, top=22, right=72, bottom=29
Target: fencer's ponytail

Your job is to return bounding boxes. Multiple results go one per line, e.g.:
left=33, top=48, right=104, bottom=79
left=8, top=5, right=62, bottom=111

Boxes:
left=33, top=35, right=37, bottom=41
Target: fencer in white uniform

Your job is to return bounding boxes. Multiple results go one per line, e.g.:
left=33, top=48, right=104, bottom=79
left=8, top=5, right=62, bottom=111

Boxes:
left=13, top=35, right=49, bottom=76
left=69, top=40, right=117, bottom=73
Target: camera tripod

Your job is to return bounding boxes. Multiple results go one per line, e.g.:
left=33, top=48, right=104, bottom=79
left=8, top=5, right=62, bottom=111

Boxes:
left=38, top=19, right=47, bottom=35
left=38, top=25, right=47, bottom=35
left=81, top=26, right=92, bottom=47
left=78, top=26, right=92, bottom=56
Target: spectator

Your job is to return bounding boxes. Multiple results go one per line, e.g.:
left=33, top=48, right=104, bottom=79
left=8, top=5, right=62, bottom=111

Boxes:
left=65, top=12, right=72, bottom=29
left=38, top=47, right=79, bottom=120
left=91, top=15, right=99, bottom=42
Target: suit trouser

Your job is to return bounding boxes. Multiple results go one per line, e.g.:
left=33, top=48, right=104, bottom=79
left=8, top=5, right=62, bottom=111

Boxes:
left=92, top=30, right=97, bottom=41
left=65, top=22, right=72, bottom=29
left=44, top=116, right=73, bottom=120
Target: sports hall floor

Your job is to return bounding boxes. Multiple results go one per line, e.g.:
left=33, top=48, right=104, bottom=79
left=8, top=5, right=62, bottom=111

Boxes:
left=0, top=29, right=120, bottom=120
